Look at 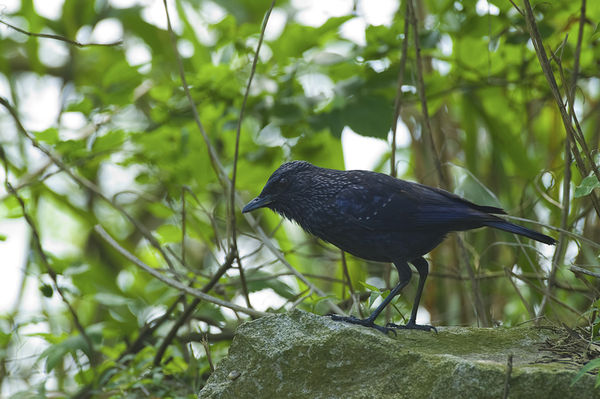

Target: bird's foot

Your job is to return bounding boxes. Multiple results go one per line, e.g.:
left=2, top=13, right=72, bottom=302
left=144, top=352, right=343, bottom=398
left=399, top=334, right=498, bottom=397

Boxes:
left=327, top=314, right=396, bottom=335
left=386, top=321, right=438, bottom=333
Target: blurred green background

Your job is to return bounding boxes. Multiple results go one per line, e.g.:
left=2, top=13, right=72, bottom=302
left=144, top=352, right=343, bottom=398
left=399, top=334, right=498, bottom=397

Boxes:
left=0, top=0, right=598, bottom=396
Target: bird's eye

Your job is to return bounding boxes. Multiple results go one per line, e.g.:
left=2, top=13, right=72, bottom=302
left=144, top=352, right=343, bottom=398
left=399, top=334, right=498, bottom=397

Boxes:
left=267, top=175, right=290, bottom=193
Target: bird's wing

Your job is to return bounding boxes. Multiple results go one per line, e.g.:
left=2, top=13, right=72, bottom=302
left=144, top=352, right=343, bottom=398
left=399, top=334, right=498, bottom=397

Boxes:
left=335, top=173, right=502, bottom=232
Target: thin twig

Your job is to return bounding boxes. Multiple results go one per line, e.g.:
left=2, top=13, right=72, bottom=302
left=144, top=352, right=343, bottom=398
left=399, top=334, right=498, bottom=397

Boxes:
left=340, top=250, right=355, bottom=298
left=505, top=267, right=536, bottom=319
left=570, top=0, right=586, bottom=112
left=117, top=295, right=185, bottom=361
left=222, top=271, right=344, bottom=285
left=457, top=237, right=490, bottom=326
left=0, top=19, right=122, bottom=47
left=571, top=269, right=600, bottom=297
left=0, top=97, right=177, bottom=271
left=159, top=0, right=342, bottom=314
left=181, top=186, right=187, bottom=265
left=340, top=250, right=362, bottom=317
left=390, top=0, right=410, bottom=178
left=153, top=250, right=237, bottom=365
left=161, top=0, right=228, bottom=185
left=407, top=0, right=446, bottom=187
left=290, top=288, right=314, bottom=309
left=242, top=209, right=346, bottom=315
left=539, top=3, right=584, bottom=312
left=407, top=1, right=490, bottom=326
left=235, top=257, right=252, bottom=308
left=507, top=0, right=524, bottom=16
left=570, top=265, right=600, bottom=279
left=1, top=154, right=96, bottom=366
left=201, top=335, right=215, bottom=373
left=521, top=0, right=600, bottom=217
left=229, top=0, right=276, bottom=241
left=229, top=0, right=275, bottom=310
left=503, top=214, right=599, bottom=249
left=506, top=268, right=581, bottom=316
left=94, top=225, right=267, bottom=318
left=225, top=2, right=275, bottom=310
left=180, top=331, right=235, bottom=343
left=407, top=2, right=488, bottom=326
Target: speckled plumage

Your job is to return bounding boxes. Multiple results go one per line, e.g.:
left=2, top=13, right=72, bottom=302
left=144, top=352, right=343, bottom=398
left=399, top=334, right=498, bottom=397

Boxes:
left=243, top=161, right=556, bottom=333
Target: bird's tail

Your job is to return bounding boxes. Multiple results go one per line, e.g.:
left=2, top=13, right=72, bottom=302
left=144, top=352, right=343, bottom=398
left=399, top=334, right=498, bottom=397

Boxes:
left=485, top=219, right=556, bottom=245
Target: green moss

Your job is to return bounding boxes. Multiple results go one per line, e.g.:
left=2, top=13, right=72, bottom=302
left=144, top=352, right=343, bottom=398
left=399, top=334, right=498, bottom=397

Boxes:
left=199, top=310, right=597, bottom=398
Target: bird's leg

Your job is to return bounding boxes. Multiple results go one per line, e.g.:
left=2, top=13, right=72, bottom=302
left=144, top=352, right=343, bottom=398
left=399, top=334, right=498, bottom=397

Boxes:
left=386, top=257, right=437, bottom=333
left=329, top=261, right=412, bottom=334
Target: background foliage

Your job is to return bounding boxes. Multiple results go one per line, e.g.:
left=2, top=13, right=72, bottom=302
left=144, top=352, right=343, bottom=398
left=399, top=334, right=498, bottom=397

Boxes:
left=0, top=0, right=599, bottom=396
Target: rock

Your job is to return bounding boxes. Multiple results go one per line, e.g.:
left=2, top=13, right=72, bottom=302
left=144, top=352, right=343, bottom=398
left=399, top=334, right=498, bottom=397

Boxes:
left=199, top=309, right=597, bottom=398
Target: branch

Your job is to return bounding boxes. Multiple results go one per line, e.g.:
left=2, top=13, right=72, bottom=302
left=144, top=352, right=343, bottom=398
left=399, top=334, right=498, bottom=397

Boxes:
left=0, top=19, right=122, bottom=47
left=229, top=0, right=276, bottom=310
left=507, top=0, right=524, bottom=16
left=94, top=225, right=267, bottom=318
left=0, top=152, right=96, bottom=365
left=539, top=0, right=586, bottom=313
left=230, top=0, right=276, bottom=234
left=407, top=0, right=447, bottom=187
left=160, top=0, right=344, bottom=316
left=457, top=236, right=490, bottom=326
left=505, top=267, right=536, bottom=319
left=117, top=294, right=184, bottom=361
left=506, top=267, right=582, bottom=316
left=521, top=0, right=600, bottom=218
left=569, top=0, right=586, bottom=112
left=503, top=214, right=600, bottom=249
left=242, top=209, right=346, bottom=315
left=408, top=0, right=488, bottom=324
left=153, top=250, right=237, bottom=365
left=0, top=97, right=177, bottom=271
left=390, top=0, right=410, bottom=178
left=570, top=265, right=600, bottom=279
left=161, top=0, right=228, bottom=186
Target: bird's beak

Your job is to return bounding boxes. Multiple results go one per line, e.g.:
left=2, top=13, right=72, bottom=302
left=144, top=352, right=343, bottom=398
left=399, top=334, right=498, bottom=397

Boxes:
left=242, top=195, right=272, bottom=213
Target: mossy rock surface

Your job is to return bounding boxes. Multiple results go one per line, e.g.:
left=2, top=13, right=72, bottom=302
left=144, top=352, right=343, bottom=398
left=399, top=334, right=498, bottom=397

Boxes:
left=199, top=310, right=597, bottom=398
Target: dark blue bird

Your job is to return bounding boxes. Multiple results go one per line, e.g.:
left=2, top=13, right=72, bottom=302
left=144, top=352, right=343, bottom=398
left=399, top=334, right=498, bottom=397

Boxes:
left=242, top=161, right=556, bottom=333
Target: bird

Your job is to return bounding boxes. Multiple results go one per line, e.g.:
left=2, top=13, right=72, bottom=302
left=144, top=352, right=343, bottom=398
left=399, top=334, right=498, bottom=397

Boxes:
left=242, top=161, right=556, bottom=334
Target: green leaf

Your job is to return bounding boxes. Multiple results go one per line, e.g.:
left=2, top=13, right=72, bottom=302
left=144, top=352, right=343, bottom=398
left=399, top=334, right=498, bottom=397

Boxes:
left=359, top=281, right=380, bottom=292
left=571, top=357, right=600, bottom=386
left=271, top=16, right=353, bottom=60
left=155, top=224, right=182, bottom=244
left=0, top=329, right=11, bottom=347
left=95, top=292, right=132, bottom=307
left=149, top=85, right=173, bottom=102
left=34, top=128, right=59, bottom=144
left=342, top=95, right=393, bottom=139
left=147, top=202, right=174, bottom=218
left=574, top=175, right=600, bottom=198
left=505, top=31, right=529, bottom=45
left=420, top=29, right=442, bottom=49
left=40, top=284, right=54, bottom=298
left=0, top=196, right=24, bottom=218
left=40, top=334, right=93, bottom=373
left=65, top=97, right=93, bottom=113
left=92, top=130, right=125, bottom=153
left=537, top=22, right=555, bottom=39
left=230, top=270, right=296, bottom=300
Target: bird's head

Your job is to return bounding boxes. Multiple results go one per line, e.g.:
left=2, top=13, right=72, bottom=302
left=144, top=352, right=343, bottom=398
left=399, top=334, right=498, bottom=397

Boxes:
left=242, top=161, right=313, bottom=214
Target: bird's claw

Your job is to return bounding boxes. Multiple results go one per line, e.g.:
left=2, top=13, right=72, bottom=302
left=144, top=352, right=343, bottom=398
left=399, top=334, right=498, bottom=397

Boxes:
left=385, top=321, right=438, bottom=333
left=327, top=314, right=397, bottom=335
